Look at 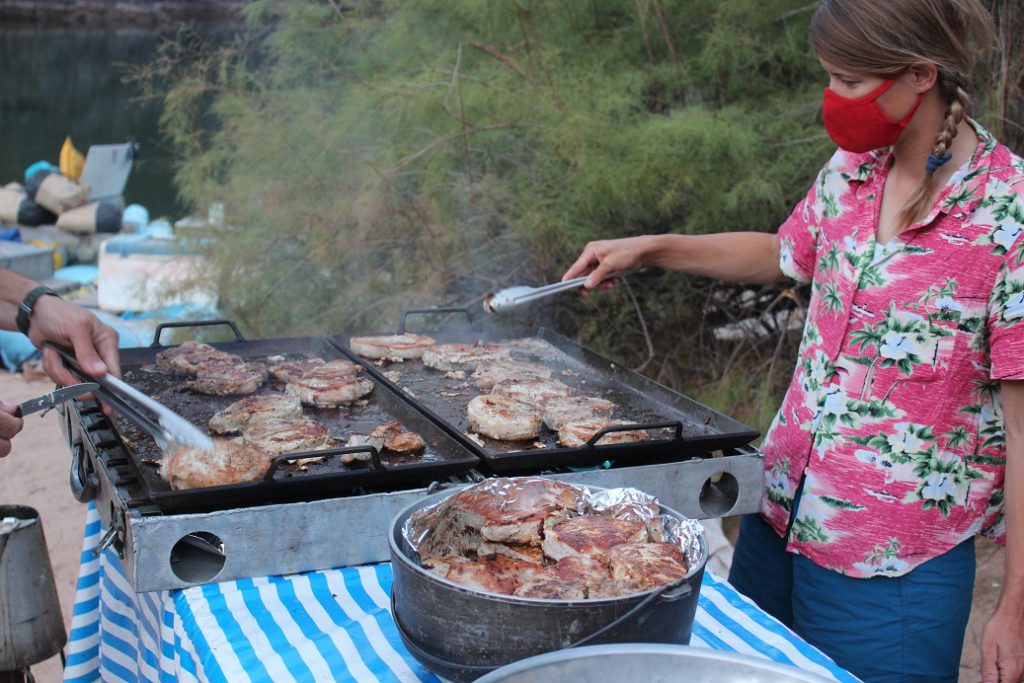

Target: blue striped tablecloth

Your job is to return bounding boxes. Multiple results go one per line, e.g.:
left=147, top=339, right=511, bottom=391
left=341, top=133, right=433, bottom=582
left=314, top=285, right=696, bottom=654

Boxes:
left=63, top=504, right=860, bottom=683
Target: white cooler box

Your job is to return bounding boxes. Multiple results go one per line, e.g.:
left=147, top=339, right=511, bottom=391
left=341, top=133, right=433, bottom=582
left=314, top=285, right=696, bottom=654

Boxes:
left=98, top=236, right=217, bottom=313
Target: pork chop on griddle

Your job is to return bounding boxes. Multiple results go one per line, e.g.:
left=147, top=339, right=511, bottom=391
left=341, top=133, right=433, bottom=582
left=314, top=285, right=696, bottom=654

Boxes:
left=155, top=340, right=235, bottom=375
left=558, top=419, right=649, bottom=448
left=285, top=360, right=373, bottom=406
left=160, top=438, right=272, bottom=490
left=491, top=378, right=572, bottom=408
left=422, top=342, right=510, bottom=372
left=350, top=333, right=436, bottom=360
left=467, top=394, right=542, bottom=441
left=186, top=359, right=268, bottom=396
left=541, top=514, right=648, bottom=562
left=208, top=393, right=303, bottom=434
left=543, top=396, right=616, bottom=430
left=267, top=357, right=327, bottom=383
left=344, top=421, right=425, bottom=463
left=242, top=417, right=331, bottom=456
left=472, top=359, right=554, bottom=390
left=607, top=542, right=690, bottom=591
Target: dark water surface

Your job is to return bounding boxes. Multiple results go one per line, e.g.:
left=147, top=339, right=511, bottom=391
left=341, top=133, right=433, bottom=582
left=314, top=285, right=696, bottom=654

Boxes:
left=0, top=26, right=233, bottom=219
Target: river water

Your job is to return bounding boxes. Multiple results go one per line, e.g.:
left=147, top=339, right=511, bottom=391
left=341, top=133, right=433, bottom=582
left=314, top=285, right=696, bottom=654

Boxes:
left=0, top=26, right=233, bottom=220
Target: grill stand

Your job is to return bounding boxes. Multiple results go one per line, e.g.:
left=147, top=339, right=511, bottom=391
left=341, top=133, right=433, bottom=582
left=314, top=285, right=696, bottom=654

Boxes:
left=62, top=399, right=764, bottom=593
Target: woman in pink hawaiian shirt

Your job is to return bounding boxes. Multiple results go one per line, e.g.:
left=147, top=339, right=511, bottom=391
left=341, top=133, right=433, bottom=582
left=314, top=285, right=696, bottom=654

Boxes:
left=564, top=1, right=1023, bottom=681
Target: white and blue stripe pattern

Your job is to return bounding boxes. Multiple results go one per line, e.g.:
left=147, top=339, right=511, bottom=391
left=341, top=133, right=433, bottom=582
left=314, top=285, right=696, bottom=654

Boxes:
left=65, top=504, right=859, bottom=682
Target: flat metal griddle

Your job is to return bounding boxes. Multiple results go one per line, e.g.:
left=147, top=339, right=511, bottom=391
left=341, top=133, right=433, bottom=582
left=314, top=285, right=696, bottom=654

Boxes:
left=331, top=308, right=759, bottom=472
left=58, top=321, right=480, bottom=513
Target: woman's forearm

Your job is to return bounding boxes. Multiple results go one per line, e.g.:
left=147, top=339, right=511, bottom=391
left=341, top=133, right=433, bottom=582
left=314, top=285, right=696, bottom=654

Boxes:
left=641, top=232, right=786, bottom=284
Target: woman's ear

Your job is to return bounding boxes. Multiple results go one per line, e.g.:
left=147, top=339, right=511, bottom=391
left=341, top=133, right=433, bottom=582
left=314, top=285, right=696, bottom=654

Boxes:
left=907, top=62, right=939, bottom=93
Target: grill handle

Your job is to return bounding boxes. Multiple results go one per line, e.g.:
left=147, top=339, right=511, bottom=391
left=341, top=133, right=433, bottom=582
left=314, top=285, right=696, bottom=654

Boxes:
left=397, top=307, right=478, bottom=335
left=584, top=420, right=684, bottom=449
left=263, top=445, right=387, bottom=482
left=150, top=319, right=246, bottom=348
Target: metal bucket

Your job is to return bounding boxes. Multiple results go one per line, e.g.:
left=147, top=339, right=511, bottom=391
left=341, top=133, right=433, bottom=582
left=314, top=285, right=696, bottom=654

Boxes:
left=0, top=505, right=67, bottom=670
left=474, top=643, right=837, bottom=682
left=389, top=485, right=708, bottom=682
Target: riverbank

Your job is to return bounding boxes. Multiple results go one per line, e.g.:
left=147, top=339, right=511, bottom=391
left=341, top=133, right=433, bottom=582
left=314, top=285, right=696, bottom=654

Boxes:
left=0, top=0, right=245, bottom=27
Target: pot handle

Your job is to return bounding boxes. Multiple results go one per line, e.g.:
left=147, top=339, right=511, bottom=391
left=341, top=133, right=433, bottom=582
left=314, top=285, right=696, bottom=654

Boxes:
left=263, top=445, right=386, bottom=482
left=150, top=319, right=246, bottom=347
left=567, top=580, right=691, bottom=649
left=397, top=307, right=479, bottom=334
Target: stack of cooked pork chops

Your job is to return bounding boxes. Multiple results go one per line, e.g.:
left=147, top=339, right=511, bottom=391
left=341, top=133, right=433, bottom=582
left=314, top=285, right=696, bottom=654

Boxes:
left=409, top=478, right=691, bottom=599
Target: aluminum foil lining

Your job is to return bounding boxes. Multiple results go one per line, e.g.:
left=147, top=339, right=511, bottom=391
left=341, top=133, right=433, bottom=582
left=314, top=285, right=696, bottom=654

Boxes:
left=404, top=477, right=704, bottom=569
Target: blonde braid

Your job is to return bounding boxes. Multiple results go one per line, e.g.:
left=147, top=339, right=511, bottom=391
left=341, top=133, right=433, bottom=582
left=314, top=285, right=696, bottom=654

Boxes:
left=894, top=78, right=968, bottom=234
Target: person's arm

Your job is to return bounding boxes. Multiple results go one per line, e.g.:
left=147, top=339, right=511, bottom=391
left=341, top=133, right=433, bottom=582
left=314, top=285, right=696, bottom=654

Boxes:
left=980, top=379, right=1024, bottom=683
left=0, top=268, right=120, bottom=385
left=562, top=232, right=787, bottom=289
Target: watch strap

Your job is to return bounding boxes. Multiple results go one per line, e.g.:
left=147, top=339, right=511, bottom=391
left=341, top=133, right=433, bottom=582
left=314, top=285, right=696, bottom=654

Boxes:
left=16, top=285, right=58, bottom=335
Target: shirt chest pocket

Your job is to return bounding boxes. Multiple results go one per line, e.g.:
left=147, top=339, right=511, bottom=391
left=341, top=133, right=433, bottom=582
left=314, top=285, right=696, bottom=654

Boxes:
left=874, top=304, right=960, bottom=383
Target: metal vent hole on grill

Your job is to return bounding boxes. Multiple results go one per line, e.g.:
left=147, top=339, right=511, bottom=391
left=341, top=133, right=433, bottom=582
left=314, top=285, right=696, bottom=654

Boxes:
left=170, top=532, right=226, bottom=583
left=698, top=472, right=739, bottom=517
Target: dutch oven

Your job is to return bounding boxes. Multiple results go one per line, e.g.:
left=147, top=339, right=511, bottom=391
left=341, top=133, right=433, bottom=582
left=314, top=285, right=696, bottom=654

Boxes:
left=388, top=484, right=708, bottom=682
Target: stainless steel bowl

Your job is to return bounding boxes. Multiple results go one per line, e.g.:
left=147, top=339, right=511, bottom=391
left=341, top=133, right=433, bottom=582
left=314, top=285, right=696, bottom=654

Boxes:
left=474, top=643, right=837, bottom=683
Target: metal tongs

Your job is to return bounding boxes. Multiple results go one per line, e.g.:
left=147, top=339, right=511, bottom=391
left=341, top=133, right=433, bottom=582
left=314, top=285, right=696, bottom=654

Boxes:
left=484, top=269, right=643, bottom=314
left=46, top=343, right=214, bottom=453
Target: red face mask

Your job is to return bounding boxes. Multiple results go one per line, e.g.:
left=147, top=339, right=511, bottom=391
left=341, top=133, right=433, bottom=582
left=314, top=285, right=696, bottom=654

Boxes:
left=822, top=76, right=925, bottom=153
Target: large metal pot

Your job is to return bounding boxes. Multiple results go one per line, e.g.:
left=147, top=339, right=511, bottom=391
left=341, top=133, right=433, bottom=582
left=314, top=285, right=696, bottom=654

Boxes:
left=475, top=644, right=837, bottom=682
left=389, top=484, right=708, bottom=682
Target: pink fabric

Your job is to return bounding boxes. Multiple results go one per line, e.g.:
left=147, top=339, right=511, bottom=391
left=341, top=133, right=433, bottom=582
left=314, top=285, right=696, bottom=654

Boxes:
left=766, top=120, right=1024, bottom=577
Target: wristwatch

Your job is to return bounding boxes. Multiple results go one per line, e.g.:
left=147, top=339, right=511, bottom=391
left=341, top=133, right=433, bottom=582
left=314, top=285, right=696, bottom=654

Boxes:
left=16, top=285, right=59, bottom=335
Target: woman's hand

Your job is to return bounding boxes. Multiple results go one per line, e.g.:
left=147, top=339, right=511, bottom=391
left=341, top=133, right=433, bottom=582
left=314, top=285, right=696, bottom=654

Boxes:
left=980, top=606, right=1024, bottom=683
left=562, top=236, right=653, bottom=289
left=0, top=402, right=24, bottom=457
left=27, top=296, right=120, bottom=386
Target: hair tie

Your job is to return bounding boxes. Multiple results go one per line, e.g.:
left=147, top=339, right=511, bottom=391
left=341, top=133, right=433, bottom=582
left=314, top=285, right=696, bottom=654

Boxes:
left=926, top=152, right=953, bottom=174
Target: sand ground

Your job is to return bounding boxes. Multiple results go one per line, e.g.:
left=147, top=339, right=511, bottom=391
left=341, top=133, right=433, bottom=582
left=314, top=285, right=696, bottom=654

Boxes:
left=0, top=369, right=1003, bottom=683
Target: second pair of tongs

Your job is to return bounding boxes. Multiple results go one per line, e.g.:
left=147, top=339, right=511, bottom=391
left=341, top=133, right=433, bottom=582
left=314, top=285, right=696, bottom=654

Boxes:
left=484, top=269, right=642, bottom=314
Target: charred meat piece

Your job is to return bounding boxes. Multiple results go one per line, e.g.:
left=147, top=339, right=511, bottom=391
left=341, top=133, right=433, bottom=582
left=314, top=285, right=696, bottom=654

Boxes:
left=423, top=555, right=537, bottom=595
left=344, top=421, right=425, bottom=464
left=422, top=342, right=511, bottom=372
left=541, top=514, right=648, bottom=562
left=160, top=438, right=272, bottom=490
left=350, top=334, right=436, bottom=360
left=472, top=359, right=554, bottom=390
left=542, top=396, right=616, bottom=431
left=285, top=360, right=374, bottom=407
left=267, top=357, right=327, bottom=383
left=512, top=569, right=587, bottom=600
left=557, top=419, right=649, bottom=448
left=155, top=340, right=236, bottom=375
left=607, top=542, right=690, bottom=591
left=467, top=394, right=542, bottom=441
left=242, top=417, right=331, bottom=457
left=208, top=393, right=303, bottom=434
left=187, top=360, right=268, bottom=396
left=492, top=378, right=572, bottom=408
left=477, top=541, right=546, bottom=565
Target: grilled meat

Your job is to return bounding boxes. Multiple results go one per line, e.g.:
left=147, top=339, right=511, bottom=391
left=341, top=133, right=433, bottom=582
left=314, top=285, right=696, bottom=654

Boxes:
left=285, top=360, right=373, bottom=407
left=160, top=438, right=272, bottom=490
left=186, top=360, right=268, bottom=396
left=344, top=421, right=425, bottom=463
left=350, top=333, right=436, bottom=360
left=267, top=357, right=327, bottom=383
left=477, top=541, right=546, bottom=565
left=467, top=394, right=542, bottom=441
left=424, top=555, right=537, bottom=595
left=422, top=342, right=510, bottom=372
left=491, top=378, right=572, bottom=408
left=242, top=417, right=331, bottom=456
left=155, top=340, right=235, bottom=375
left=386, top=430, right=426, bottom=453
left=542, top=396, right=616, bottom=431
left=208, top=393, right=303, bottom=435
left=541, top=515, right=648, bottom=562
left=512, top=571, right=587, bottom=600
left=607, top=542, right=689, bottom=591
left=557, top=419, right=649, bottom=448
left=472, top=359, right=554, bottom=390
